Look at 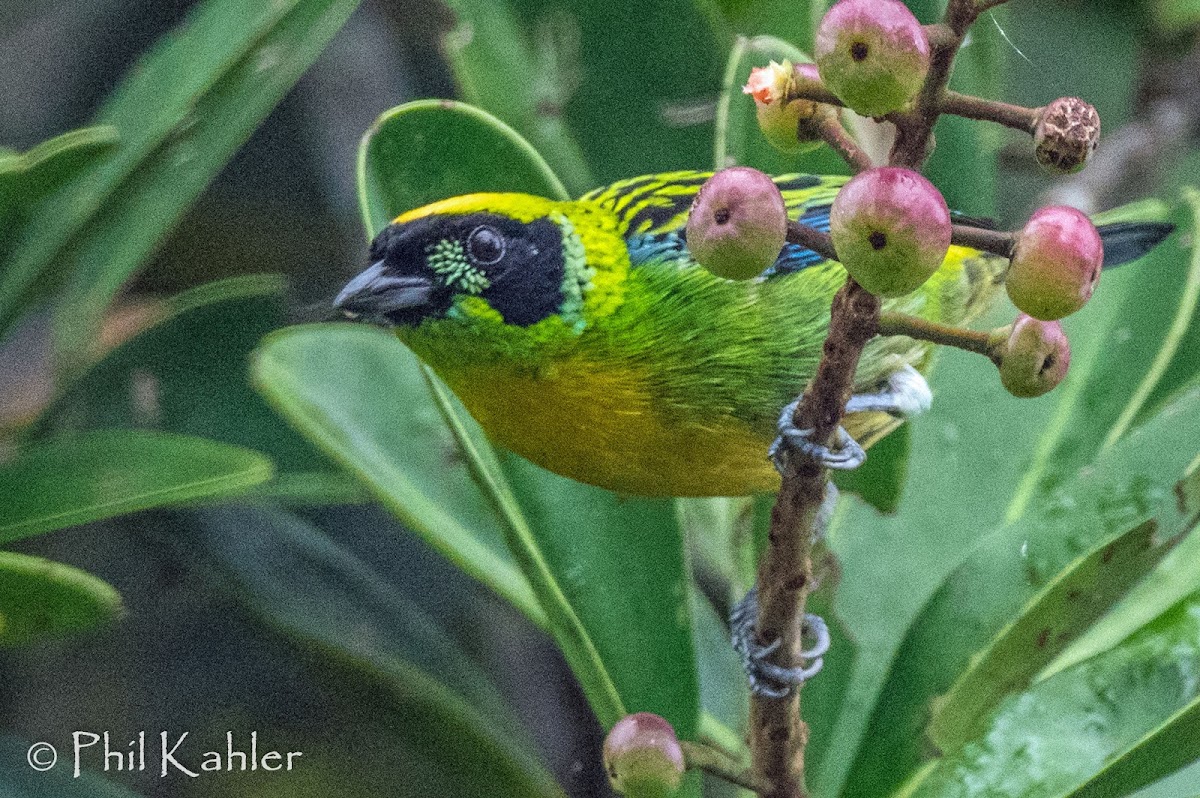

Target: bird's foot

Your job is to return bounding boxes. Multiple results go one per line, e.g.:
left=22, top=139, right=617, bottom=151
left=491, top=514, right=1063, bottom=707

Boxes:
left=769, top=366, right=932, bottom=475
left=770, top=400, right=866, bottom=473
left=730, top=587, right=830, bottom=699
left=844, top=364, right=932, bottom=418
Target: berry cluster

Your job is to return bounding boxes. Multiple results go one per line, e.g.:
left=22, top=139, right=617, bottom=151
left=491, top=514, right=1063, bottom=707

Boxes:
left=618, top=2, right=1131, bottom=797
left=688, top=0, right=1107, bottom=401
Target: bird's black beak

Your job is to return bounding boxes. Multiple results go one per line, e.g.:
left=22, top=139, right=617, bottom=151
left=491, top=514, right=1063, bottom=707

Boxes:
left=333, top=261, right=436, bottom=326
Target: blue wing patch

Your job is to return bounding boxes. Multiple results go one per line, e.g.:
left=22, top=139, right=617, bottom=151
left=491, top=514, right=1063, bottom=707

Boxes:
left=627, top=230, right=689, bottom=267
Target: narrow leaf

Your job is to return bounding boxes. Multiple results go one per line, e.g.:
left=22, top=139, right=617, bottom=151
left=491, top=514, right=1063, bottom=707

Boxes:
left=910, top=593, right=1200, bottom=798
left=0, top=430, right=273, bottom=544
left=0, top=552, right=123, bottom=646
left=188, top=505, right=565, bottom=798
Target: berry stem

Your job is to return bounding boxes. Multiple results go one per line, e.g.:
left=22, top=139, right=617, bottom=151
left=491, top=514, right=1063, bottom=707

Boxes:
left=941, top=90, right=1040, bottom=133
left=680, top=741, right=766, bottom=793
left=814, top=116, right=875, bottom=173
left=878, top=311, right=1000, bottom=362
left=951, top=223, right=1015, bottom=258
left=786, top=65, right=846, bottom=107
left=786, top=222, right=839, bottom=262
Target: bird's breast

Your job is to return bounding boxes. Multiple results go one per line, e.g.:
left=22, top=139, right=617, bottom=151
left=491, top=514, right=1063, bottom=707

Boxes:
left=431, top=356, right=784, bottom=497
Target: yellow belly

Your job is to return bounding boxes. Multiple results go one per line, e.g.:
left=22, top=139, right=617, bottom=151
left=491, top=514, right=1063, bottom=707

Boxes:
left=435, top=358, right=782, bottom=496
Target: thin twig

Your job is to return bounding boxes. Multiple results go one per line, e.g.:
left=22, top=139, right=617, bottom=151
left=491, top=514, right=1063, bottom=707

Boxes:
left=814, top=116, right=875, bottom=173
left=951, top=223, right=1015, bottom=258
left=681, top=741, right=767, bottom=793
left=786, top=222, right=839, bottom=262
left=941, top=91, right=1039, bottom=133
left=785, top=65, right=846, bottom=108
left=751, top=281, right=879, bottom=798
left=878, top=311, right=1000, bottom=361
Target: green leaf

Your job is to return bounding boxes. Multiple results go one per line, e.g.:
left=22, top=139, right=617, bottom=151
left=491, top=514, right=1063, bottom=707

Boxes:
left=420, top=375, right=628, bottom=731
left=40, top=274, right=331, bottom=480
left=250, top=324, right=543, bottom=627
left=0, top=0, right=364, bottom=352
left=504, top=454, right=700, bottom=738
left=832, top=421, right=911, bottom=514
left=909, top=592, right=1200, bottom=798
left=0, top=736, right=145, bottom=797
left=0, top=552, right=123, bottom=646
left=0, top=126, right=118, bottom=236
left=356, top=100, right=569, bottom=237
left=187, top=505, right=565, bottom=798
left=0, top=430, right=273, bottom=544
left=691, top=587, right=748, bottom=743
left=437, top=1, right=593, bottom=193
left=843, top=384, right=1200, bottom=798
left=1047, top=462, right=1200, bottom=680
left=929, top=485, right=1197, bottom=752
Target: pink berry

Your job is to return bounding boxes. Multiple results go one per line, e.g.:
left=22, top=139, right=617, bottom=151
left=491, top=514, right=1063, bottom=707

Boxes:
left=815, top=0, right=930, bottom=117
left=997, top=314, right=1071, bottom=397
left=1034, top=97, right=1100, bottom=175
left=1006, top=206, right=1103, bottom=321
left=603, top=713, right=685, bottom=797
left=744, top=61, right=831, bottom=154
left=687, top=167, right=788, bottom=280
left=829, top=167, right=951, bottom=297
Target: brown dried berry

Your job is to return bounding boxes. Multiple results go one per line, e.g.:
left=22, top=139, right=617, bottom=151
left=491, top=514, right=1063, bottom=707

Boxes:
left=1033, top=97, right=1101, bottom=175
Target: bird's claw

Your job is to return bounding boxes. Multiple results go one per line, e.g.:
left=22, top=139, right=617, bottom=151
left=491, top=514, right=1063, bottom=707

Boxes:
left=730, top=587, right=831, bottom=698
left=770, top=399, right=866, bottom=474
left=844, top=365, right=932, bottom=418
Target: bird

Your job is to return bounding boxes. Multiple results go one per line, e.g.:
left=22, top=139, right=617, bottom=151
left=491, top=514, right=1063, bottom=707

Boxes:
left=333, top=170, right=1172, bottom=498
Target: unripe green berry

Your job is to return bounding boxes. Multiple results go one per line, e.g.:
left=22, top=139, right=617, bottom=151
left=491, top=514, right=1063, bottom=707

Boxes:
left=829, top=167, right=951, bottom=297
left=1006, top=205, right=1103, bottom=321
left=603, top=713, right=685, bottom=798
left=688, top=167, right=788, bottom=280
left=1033, top=97, right=1100, bottom=175
left=815, top=0, right=930, bottom=117
left=996, top=314, right=1071, bottom=398
left=744, top=61, right=830, bottom=155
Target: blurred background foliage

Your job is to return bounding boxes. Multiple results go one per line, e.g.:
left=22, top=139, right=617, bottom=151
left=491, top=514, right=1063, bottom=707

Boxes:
left=2, top=0, right=1200, bottom=796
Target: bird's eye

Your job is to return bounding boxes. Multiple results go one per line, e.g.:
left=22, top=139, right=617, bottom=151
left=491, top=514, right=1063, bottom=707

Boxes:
left=466, top=225, right=506, bottom=265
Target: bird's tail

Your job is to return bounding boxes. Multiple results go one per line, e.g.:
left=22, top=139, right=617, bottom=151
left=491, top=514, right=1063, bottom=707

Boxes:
left=1099, top=222, right=1175, bottom=268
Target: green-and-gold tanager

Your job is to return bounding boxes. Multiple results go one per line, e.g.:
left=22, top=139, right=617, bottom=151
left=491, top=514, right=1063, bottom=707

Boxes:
left=334, top=171, right=1170, bottom=497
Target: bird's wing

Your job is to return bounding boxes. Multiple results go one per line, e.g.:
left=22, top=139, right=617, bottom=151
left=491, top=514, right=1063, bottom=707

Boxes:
left=581, top=170, right=847, bottom=277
